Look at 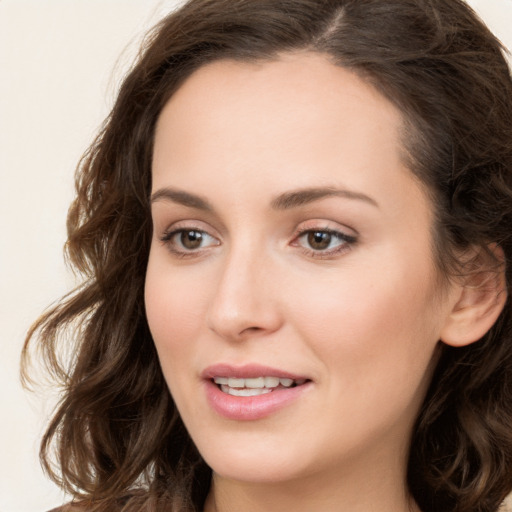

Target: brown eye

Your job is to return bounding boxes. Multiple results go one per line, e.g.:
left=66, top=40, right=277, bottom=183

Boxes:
left=307, top=231, right=332, bottom=250
left=180, top=230, right=204, bottom=249
left=161, top=227, right=219, bottom=255
left=294, top=228, right=356, bottom=257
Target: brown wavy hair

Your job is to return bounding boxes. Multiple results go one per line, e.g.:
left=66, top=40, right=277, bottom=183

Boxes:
left=22, top=1, right=512, bottom=511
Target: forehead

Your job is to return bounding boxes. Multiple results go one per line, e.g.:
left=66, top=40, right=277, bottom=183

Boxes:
left=155, top=52, right=405, bottom=150
left=152, top=52, right=422, bottom=215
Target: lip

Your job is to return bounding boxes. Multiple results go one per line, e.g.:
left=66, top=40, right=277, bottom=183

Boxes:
left=202, top=363, right=312, bottom=421
left=201, top=363, right=308, bottom=380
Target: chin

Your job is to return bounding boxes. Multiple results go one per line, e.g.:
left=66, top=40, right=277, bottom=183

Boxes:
left=195, top=433, right=314, bottom=484
left=208, top=458, right=307, bottom=485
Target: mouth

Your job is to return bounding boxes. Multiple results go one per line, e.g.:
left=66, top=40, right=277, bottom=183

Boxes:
left=212, top=376, right=309, bottom=397
left=202, top=365, right=312, bottom=420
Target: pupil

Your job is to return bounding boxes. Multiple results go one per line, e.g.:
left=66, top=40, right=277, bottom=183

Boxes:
left=181, top=230, right=202, bottom=249
left=308, top=231, right=331, bottom=250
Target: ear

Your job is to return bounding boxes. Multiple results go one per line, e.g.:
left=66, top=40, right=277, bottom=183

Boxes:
left=440, top=245, right=508, bottom=347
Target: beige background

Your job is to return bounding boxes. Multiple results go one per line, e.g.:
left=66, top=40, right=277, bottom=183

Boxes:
left=1, top=1, right=511, bottom=511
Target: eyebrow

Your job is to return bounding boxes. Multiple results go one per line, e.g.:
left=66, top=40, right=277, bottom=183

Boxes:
left=271, top=186, right=379, bottom=210
left=151, top=188, right=213, bottom=211
left=150, top=186, right=378, bottom=211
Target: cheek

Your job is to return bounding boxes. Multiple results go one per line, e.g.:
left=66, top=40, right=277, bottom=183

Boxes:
left=287, top=253, right=442, bottom=393
left=144, top=254, right=210, bottom=377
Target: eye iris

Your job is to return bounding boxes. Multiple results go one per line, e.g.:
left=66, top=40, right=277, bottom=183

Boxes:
left=180, top=230, right=203, bottom=249
left=307, top=231, right=331, bottom=250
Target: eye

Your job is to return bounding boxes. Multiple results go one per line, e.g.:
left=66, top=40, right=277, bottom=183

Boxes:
left=160, top=228, right=220, bottom=255
left=292, top=227, right=357, bottom=258
left=304, top=231, right=336, bottom=251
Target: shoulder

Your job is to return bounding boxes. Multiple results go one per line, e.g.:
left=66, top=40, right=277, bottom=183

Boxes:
left=500, top=500, right=512, bottom=512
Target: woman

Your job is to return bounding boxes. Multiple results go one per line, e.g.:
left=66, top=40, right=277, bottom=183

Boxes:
left=23, top=0, right=512, bottom=511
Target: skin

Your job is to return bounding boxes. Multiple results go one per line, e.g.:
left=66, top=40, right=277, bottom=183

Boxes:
left=145, top=52, right=465, bottom=512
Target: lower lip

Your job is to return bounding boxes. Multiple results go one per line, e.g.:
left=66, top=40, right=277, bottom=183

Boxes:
left=204, top=380, right=311, bottom=421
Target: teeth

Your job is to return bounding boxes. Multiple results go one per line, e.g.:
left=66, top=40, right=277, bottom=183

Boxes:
left=213, top=376, right=306, bottom=392
left=264, top=376, right=280, bottom=387
left=228, top=377, right=245, bottom=388
left=221, top=385, right=273, bottom=397
left=245, top=377, right=265, bottom=388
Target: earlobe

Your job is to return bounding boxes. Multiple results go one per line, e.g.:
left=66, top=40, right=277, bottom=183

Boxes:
left=440, top=246, right=508, bottom=347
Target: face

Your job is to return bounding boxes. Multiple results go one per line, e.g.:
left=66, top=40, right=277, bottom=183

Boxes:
left=145, top=53, right=456, bottom=486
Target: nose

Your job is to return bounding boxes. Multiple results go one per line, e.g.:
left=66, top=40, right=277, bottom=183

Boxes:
left=206, top=243, right=283, bottom=342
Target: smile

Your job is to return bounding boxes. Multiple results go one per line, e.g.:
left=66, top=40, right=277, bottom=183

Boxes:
left=202, top=366, right=312, bottom=420
left=213, top=376, right=308, bottom=396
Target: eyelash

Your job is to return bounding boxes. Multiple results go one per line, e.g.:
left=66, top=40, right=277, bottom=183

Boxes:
left=159, top=226, right=357, bottom=259
left=291, top=227, right=357, bottom=259
left=160, top=227, right=219, bottom=258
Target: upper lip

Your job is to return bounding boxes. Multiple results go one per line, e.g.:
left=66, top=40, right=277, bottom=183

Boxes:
left=201, top=363, right=309, bottom=381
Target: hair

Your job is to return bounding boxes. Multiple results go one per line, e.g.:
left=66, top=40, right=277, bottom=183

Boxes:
left=22, top=1, right=512, bottom=511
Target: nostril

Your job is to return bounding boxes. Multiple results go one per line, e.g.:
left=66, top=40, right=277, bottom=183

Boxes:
left=242, top=326, right=263, bottom=333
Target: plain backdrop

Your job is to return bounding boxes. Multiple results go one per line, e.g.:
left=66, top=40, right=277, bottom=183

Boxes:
left=1, top=1, right=511, bottom=511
